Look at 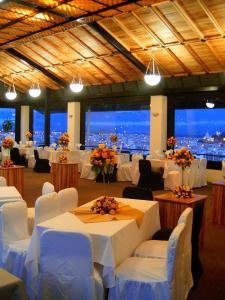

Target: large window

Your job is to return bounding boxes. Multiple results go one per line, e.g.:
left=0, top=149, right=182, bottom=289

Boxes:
left=50, top=112, right=67, bottom=144
left=85, top=109, right=150, bottom=153
left=0, top=108, right=16, bottom=140
left=33, top=110, right=45, bottom=145
left=175, top=108, right=225, bottom=161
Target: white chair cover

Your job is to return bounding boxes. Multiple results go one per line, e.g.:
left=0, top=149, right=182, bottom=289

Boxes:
left=38, top=230, right=104, bottom=300
left=131, top=154, right=143, bottom=185
left=197, top=158, right=207, bottom=187
left=134, top=208, right=193, bottom=298
left=34, top=192, right=59, bottom=226
left=68, top=151, right=82, bottom=172
left=164, top=160, right=182, bottom=191
left=80, top=152, right=96, bottom=180
left=0, top=202, right=30, bottom=279
left=58, top=187, right=78, bottom=213
left=0, top=176, right=7, bottom=186
left=42, top=182, right=55, bottom=195
left=108, top=223, right=186, bottom=300
left=187, top=159, right=200, bottom=188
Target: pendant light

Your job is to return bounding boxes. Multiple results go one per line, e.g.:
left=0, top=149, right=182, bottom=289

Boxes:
left=5, top=80, right=17, bottom=100
left=70, top=77, right=83, bottom=93
left=144, top=49, right=161, bottom=86
left=206, top=100, right=215, bottom=109
left=29, top=82, right=41, bottom=98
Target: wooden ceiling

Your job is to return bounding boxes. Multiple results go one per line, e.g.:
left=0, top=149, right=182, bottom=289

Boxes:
left=0, top=0, right=225, bottom=93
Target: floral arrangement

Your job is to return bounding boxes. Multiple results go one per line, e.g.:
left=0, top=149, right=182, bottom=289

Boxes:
left=110, top=134, right=118, bottom=143
left=90, top=144, right=116, bottom=175
left=58, top=153, right=68, bottom=163
left=91, top=196, right=119, bottom=215
left=167, top=136, right=176, bottom=148
left=25, top=131, right=32, bottom=140
left=2, top=159, right=14, bottom=168
left=58, top=133, right=70, bottom=148
left=173, top=147, right=194, bottom=170
left=173, top=185, right=194, bottom=199
left=2, top=137, right=14, bottom=149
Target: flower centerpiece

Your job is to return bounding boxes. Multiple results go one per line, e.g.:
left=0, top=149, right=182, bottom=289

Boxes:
left=90, top=144, right=116, bottom=188
left=2, top=159, right=14, bottom=168
left=91, top=196, right=119, bottom=215
left=25, top=131, right=32, bottom=141
left=2, top=136, right=14, bottom=150
left=58, top=153, right=68, bottom=163
left=58, top=133, right=70, bottom=149
left=173, top=185, right=194, bottom=199
left=167, top=136, right=176, bottom=150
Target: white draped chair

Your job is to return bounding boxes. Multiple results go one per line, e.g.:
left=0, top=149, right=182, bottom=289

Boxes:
left=117, top=154, right=143, bottom=182
left=187, top=159, right=200, bottom=188
left=0, top=202, right=30, bottom=279
left=80, top=151, right=96, bottom=180
left=108, top=223, right=186, bottom=300
left=67, top=151, right=82, bottom=172
left=0, top=176, right=7, bottom=186
left=42, top=182, right=55, bottom=195
left=131, top=154, right=144, bottom=185
left=134, top=208, right=193, bottom=299
left=38, top=230, right=105, bottom=300
left=58, top=187, right=78, bottom=213
left=164, top=160, right=182, bottom=191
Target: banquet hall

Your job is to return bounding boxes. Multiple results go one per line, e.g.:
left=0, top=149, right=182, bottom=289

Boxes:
left=0, top=0, right=225, bottom=299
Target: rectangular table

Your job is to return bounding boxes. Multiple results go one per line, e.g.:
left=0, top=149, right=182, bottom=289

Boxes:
left=25, top=198, right=160, bottom=299
left=51, top=162, right=79, bottom=191
left=0, top=166, right=24, bottom=196
left=0, top=186, right=23, bottom=207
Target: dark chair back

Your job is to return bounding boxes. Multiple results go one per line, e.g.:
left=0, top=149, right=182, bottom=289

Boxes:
left=138, top=159, right=152, bottom=188
left=122, top=186, right=153, bottom=200
left=10, top=147, right=27, bottom=167
left=34, top=149, right=40, bottom=161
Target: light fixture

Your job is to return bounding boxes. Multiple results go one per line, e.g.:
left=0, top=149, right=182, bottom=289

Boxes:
left=5, top=80, right=17, bottom=100
left=29, top=82, right=41, bottom=98
left=206, top=100, right=215, bottom=109
left=144, top=50, right=161, bottom=86
left=70, top=77, right=83, bottom=93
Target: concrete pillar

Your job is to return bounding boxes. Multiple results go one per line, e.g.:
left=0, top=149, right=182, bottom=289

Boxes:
left=20, top=105, right=30, bottom=143
left=150, top=95, right=167, bottom=156
left=67, top=102, right=80, bottom=149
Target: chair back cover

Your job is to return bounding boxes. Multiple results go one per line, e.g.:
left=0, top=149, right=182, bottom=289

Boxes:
left=0, top=176, right=7, bottom=186
left=42, top=182, right=55, bottom=195
left=34, top=192, right=59, bottom=225
left=39, top=230, right=97, bottom=300
left=1, top=202, right=29, bottom=243
left=58, top=187, right=78, bottom=213
left=122, top=186, right=153, bottom=200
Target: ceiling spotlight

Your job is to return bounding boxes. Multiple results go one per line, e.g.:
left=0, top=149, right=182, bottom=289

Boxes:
left=206, top=101, right=215, bottom=109
left=144, top=49, right=161, bottom=86
left=29, top=82, right=41, bottom=98
left=5, top=82, right=17, bottom=100
left=70, top=77, right=83, bottom=93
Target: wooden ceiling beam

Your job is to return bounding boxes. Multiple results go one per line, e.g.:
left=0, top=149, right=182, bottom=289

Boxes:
left=0, top=0, right=140, bottom=48
left=5, top=48, right=66, bottom=87
left=184, top=44, right=210, bottom=73
left=89, top=22, right=146, bottom=73
left=171, top=0, right=205, bottom=40
left=89, top=61, right=116, bottom=83
left=205, top=41, right=225, bottom=69
left=197, top=0, right=225, bottom=36
left=165, top=48, right=191, bottom=74
left=102, top=58, right=129, bottom=81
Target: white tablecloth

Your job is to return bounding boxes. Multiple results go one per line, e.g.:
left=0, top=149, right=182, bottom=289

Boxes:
left=0, top=186, right=23, bottom=207
left=25, top=198, right=160, bottom=299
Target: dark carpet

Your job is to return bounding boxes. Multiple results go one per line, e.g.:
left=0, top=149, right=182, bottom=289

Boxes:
left=23, top=169, right=225, bottom=300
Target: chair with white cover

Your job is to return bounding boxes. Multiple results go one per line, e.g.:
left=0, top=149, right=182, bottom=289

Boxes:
left=134, top=208, right=193, bottom=298
left=164, top=160, right=182, bottom=191
left=34, top=192, right=59, bottom=226
left=198, top=158, right=207, bottom=187
left=0, top=202, right=30, bottom=279
left=108, top=223, right=186, bottom=300
left=187, top=159, right=200, bottom=188
left=80, top=152, right=96, bottom=180
left=27, top=182, right=55, bottom=234
left=58, top=187, right=78, bottom=213
left=0, top=176, right=7, bottom=186
left=131, top=154, right=143, bottom=185
left=38, top=230, right=104, bottom=300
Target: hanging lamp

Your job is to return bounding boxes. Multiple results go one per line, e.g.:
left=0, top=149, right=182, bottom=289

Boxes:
left=206, top=100, right=214, bottom=109
left=144, top=50, right=161, bottom=86
left=29, top=82, right=41, bottom=98
left=5, top=80, right=17, bottom=100
left=70, top=76, right=83, bottom=93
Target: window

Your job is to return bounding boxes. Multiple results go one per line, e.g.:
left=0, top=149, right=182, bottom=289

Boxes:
left=175, top=108, right=225, bottom=161
left=33, top=109, right=45, bottom=145
left=85, top=109, right=150, bottom=153
left=0, top=108, right=16, bottom=140
left=50, top=112, right=67, bottom=144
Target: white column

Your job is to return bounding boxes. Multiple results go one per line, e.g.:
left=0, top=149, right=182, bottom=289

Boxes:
left=150, top=95, right=167, bottom=156
left=67, top=102, right=80, bottom=149
left=20, top=105, right=30, bottom=143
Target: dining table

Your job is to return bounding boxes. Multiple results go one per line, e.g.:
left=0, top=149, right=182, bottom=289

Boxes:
left=0, top=166, right=24, bottom=196
left=0, top=186, right=23, bottom=207
left=25, top=198, right=160, bottom=299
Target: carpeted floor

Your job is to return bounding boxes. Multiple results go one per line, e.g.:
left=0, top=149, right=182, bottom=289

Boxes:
left=23, top=169, right=225, bottom=300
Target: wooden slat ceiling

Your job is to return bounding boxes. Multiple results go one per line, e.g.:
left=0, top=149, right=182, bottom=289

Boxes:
left=0, top=0, right=225, bottom=92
